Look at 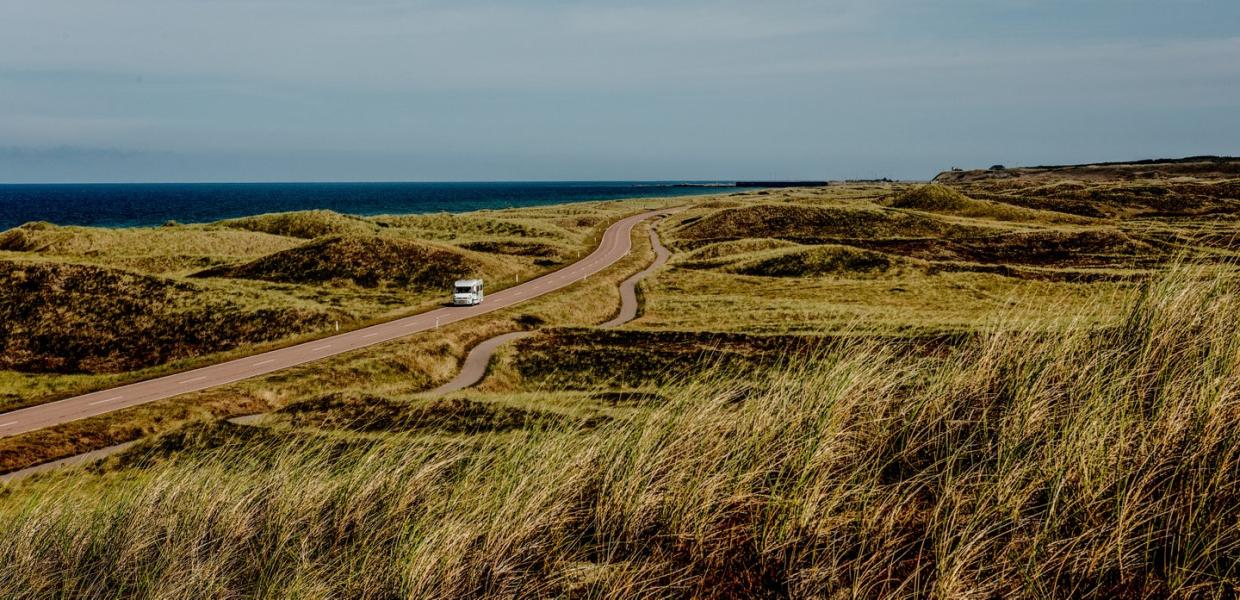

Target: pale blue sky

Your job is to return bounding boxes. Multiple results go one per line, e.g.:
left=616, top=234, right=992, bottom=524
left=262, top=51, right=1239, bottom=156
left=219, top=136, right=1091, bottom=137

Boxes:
left=1, top=0, right=1237, bottom=182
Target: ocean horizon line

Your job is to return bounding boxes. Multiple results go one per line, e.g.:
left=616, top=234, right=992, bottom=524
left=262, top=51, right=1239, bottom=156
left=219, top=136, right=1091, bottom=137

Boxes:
left=0, top=179, right=740, bottom=187
left=0, top=180, right=744, bottom=230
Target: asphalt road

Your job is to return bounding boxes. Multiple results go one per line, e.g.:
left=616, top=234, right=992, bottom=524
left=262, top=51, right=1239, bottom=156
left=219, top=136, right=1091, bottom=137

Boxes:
left=600, top=220, right=671, bottom=327
left=431, top=219, right=676, bottom=394
left=0, top=208, right=676, bottom=438
left=0, top=441, right=139, bottom=483
left=0, top=210, right=673, bottom=481
left=430, top=331, right=536, bottom=394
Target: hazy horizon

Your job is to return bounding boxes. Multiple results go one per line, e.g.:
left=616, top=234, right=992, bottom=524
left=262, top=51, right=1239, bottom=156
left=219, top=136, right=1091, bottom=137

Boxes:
left=3, top=1, right=1238, bottom=183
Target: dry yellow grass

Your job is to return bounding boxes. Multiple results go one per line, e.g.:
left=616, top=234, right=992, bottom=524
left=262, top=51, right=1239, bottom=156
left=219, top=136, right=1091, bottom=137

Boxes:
left=5, top=175, right=1240, bottom=597
left=0, top=220, right=659, bottom=473
left=3, top=265, right=1239, bottom=597
left=0, top=197, right=674, bottom=407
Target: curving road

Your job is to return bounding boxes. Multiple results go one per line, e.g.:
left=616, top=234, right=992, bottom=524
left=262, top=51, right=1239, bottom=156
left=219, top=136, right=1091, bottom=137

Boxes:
left=600, top=222, right=671, bottom=328
left=433, top=220, right=673, bottom=394
left=0, top=208, right=678, bottom=438
left=430, top=331, right=535, bottom=394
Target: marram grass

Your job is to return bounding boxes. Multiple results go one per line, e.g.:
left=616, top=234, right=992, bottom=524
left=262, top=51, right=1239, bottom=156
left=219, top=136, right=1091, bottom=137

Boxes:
left=3, top=265, right=1240, bottom=598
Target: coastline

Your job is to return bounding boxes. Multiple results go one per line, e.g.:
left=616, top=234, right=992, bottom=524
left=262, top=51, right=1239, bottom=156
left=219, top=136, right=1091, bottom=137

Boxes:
left=0, top=181, right=737, bottom=230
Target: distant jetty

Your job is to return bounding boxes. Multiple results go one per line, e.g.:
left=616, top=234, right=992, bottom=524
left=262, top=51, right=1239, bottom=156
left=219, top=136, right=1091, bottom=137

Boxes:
left=735, top=181, right=830, bottom=188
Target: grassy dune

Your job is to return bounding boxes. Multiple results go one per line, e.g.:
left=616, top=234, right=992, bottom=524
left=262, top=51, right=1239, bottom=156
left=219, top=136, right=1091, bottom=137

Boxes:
left=0, top=220, right=660, bottom=472
left=4, top=163, right=1240, bottom=597
left=672, top=202, right=974, bottom=246
left=0, top=199, right=663, bottom=407
left=0, top=261, right=332, bottom=375
left=947, top=177, right=1240, bottom=219
left=2, top=267, right=1238, bottom=597
left=220, top=209, right=380, bottom=239
left=632, top=174, right=1237, bottom=335
left=0, top=221, right=300, bottom=274
left=195, top=235, right=516, bottom=288
left=710, top=244, right=912, bottom=277
left=882, top=183, right=1092, bottom=224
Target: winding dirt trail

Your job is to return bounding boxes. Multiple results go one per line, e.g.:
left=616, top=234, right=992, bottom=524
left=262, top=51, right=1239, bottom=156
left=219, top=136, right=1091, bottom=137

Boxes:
left=433, top=218, right=672, bottom=394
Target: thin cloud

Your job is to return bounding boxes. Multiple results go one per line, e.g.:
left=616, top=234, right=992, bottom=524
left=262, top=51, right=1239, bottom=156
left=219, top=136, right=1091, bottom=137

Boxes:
left=0, top=0, right=1236, bottom=181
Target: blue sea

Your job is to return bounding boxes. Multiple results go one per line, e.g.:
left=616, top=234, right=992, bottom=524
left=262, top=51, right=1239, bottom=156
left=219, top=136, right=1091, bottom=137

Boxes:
left=0, top=181, right=735, bottom=230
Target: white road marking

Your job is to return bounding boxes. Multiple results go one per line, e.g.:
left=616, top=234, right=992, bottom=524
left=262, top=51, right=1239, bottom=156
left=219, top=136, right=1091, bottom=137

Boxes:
left=362, top=332, right=379, bottom=339
left=0, top=422, right=17, bottom=428
left=253, top=359, right=275, bottom=367
left=179, top=376, right=207, bottom=384
left=311, top=345, right=332, bottom=351
left=89, top=396, right=124, bottom=406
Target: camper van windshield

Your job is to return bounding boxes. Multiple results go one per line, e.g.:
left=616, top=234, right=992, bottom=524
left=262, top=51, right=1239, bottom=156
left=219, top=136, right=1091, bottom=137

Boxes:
left=455, top=285, right=474, bottom=294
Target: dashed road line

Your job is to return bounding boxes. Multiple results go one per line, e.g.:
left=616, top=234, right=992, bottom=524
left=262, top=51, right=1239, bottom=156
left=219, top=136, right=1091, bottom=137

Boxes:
left=179, top=376, right=207, bottom=385
left=311, top=345, right=332, bottom=351
left=253, top=359, right=275, bottom=367
left=0, top=422, right=17, bottom=428
left=88, top=396, right=124, bottom=406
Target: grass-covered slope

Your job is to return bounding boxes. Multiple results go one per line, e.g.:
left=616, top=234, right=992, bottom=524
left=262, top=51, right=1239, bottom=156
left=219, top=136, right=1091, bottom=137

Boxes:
left=671, top=203, right=968, bottom=245
left=195, top=235, right=510, bottom=288
left=0, top=221, right=299, bottom=274
left=679, top=238, right=802, bottom=262
left=275, top=393, right=579, bottom=434
left=633, top=183, right=1198, bottom=335
left=682, top=243, right=913, bottom=277
left=0, top=260, right=331, bottom=374
left=934, top=155, right=1240, bottom=184
left=883, top=183, right=1091, bottom=224
left=948, top=176, right=1240, bottom=218
left=219, top=209, right=379, bottom=239
left=724, top=244, right=910, bottom=277
left=3, top=269, right=1239, bottom=597
left=373, top=212, right=575, bottom=242
left=886, top=182, right=976, bottom=210
left=458, top=239, right=570, bottom=260
left=3, top=180, right=1240, bottom=597
left=860, top=227, right=1160, bottom=267
left=0, top=200, right=664, bottom=407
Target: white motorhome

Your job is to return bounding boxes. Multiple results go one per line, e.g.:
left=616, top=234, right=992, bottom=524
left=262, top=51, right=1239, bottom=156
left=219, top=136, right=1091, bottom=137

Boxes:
left=452, top=279, right=484, bottom=306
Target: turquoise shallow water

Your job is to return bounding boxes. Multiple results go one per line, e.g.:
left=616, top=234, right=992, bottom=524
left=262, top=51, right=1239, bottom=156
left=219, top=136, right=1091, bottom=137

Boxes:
left=0, top=181, right=733, bottom=229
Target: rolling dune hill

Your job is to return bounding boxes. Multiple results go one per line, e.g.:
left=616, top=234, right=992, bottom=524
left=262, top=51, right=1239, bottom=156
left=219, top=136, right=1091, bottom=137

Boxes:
left=6, top=165, right=1240, bottom=598
left=0, top=260, right=332, bottom=375
left=0, top=199, right=652, bottom=408
left=193, top=235, right=513, bottom=289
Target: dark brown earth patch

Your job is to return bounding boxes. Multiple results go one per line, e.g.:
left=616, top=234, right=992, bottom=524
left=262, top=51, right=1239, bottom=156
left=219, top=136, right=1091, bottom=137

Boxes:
left=0, top=260, right=332, bottom=374
left=513, top=329, right=965, bottom=390
left=278, top=393, right=596, bottom=434
left=195, top=235, right=493, bottom=288
left=855, top=229, right=1162, bottom=268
